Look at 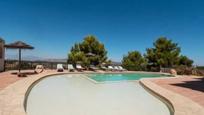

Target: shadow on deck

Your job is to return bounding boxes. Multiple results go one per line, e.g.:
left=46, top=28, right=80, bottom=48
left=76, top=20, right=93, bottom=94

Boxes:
left=171, top=77, right=204, bottom=92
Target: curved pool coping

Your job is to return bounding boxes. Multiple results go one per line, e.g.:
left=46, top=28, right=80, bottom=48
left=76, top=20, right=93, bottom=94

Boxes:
left=140, top=78, right=204, bottom=115
left=23, top=73, right=174, bottom=114
left=0, top=72, right=68, bottom=115
left=139, top=81, right=175, bottom=115
left=0, top=72, right=203, bottom=115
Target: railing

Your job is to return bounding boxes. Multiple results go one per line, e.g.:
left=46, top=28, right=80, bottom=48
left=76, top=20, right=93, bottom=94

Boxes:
left=5, top=60, right=67, bottom=71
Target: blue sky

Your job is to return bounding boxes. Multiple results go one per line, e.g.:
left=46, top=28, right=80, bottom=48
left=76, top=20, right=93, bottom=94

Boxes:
left=0, top=0, right=204, bottom=65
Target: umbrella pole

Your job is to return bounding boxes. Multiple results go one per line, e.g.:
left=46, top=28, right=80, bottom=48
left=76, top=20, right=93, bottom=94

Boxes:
left=19, top=48, right=21, bottom=73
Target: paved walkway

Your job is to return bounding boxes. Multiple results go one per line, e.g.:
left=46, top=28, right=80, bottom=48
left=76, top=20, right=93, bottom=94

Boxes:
left=152, top=76, right=204, bottom=107
left=0, top=71, right=23, bottom=90
left=140, top=78, right=204, bottom=115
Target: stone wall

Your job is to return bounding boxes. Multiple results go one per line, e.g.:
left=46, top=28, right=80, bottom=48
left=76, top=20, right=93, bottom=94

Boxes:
left=0, top=38, right=5, bottom=72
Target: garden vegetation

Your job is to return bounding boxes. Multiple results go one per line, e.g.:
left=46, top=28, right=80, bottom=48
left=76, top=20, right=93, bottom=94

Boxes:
left=68, top=35, right=197, bottom=75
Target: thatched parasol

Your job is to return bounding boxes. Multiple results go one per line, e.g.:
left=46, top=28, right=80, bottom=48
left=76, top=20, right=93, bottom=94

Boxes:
left=5, top=41, right=34, bottom=74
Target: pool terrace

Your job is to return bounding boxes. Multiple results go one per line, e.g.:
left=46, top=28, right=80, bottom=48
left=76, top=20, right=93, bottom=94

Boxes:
left=0, top=70, right=203, bottom=115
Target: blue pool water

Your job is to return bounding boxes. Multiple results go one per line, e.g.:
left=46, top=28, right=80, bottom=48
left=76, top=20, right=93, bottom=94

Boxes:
left=88, top=73, right=171, bottom=82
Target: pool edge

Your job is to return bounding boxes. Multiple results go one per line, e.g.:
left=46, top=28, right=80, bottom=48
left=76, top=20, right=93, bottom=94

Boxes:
left=139, top=80, right=175, bottom=115
left=140, top=78, right=204, bottom=115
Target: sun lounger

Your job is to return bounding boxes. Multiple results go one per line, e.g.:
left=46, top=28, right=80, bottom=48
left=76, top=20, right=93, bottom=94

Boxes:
left=34, top=65, right=44, bottom=73
left=68, top=64, right=75, bottom=72
left=113, top=66, right=120, bottom=71
left=57, top=64, right=64, bottom=72
left=76, top=64, right=84, bottom=71
left=118, top=66, right=126, bottom=71
left=101, top=66, right=108, bottom=71
left=117, top=66, right=122, bottom=71
left=89, top=65, right=99, bottom=71
left=108, top=66, right=114, bottom=71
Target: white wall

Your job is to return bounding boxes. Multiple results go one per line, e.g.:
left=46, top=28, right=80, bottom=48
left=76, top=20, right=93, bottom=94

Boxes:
left=0, top=39, right=5, bottom=72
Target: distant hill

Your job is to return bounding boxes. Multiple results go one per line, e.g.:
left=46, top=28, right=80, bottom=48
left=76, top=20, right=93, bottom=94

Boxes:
left=6, top=54, right=122, bottom=64
left=6, top=54, right=43, bottom=61
left=5, top=54, right=67, bottom=63
left=112, top=61, right=122, bottom=65
left=40, top=59, right=67, bottom=63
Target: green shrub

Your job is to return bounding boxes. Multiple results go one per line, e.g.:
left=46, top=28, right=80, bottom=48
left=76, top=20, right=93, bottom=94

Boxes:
left=122, top=51, right=147, bottom=71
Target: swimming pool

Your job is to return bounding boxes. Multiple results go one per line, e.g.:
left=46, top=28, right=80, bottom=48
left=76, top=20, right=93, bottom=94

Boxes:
left=88, top=73, right=171, bottom=82
left=25, top=74, right=172, bottom=115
